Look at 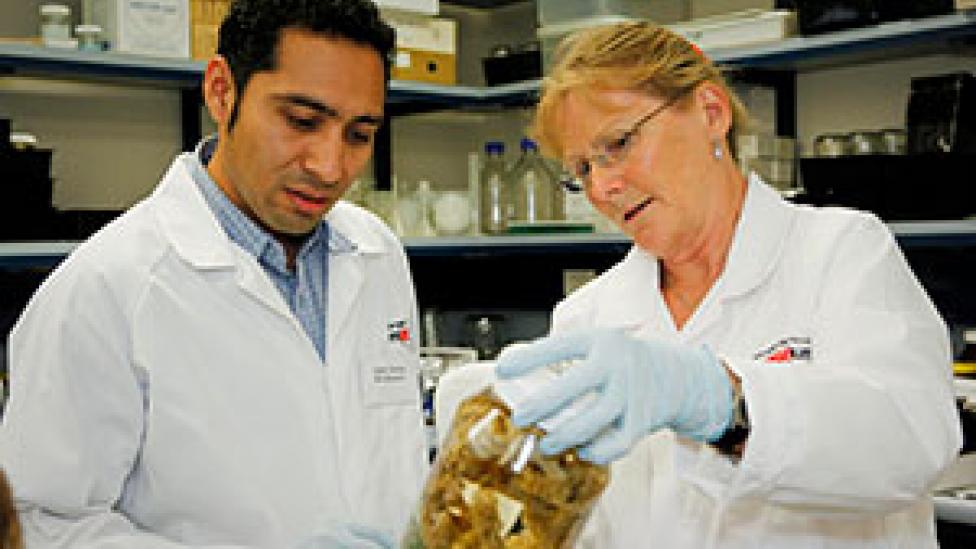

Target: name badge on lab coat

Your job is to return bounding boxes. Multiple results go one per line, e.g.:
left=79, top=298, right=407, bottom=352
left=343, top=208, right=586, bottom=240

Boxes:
left=361, top=320, right=419, bottom=407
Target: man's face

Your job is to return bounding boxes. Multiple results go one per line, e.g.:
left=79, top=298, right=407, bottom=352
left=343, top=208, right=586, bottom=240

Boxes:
left=209, top=28, right=385, bottom=236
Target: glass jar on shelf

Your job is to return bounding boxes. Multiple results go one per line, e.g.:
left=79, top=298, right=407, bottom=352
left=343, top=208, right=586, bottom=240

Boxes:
left=509, top=138, right=563, bottom=225
left=40, top=4, right=72, bottom=46
left=478, top=141, right=510, bottom=235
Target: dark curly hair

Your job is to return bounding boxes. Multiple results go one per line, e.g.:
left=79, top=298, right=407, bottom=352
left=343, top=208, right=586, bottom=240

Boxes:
left=217, top=0, right=395, bottom=130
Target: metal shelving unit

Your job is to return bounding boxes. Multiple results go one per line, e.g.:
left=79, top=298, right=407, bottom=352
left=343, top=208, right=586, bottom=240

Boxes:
left=3, top=11, right=974, bottom=92
left=3, top=12, right=976, bottom=265
left=0, top=241, right=80, bottom=269
left=0, top=42, right=540, bottom=107
left=709, top=10, right=976, bottom=70
left=403, top=232, right=630, bottom=257
left=2, top=220, right=975, bottom=267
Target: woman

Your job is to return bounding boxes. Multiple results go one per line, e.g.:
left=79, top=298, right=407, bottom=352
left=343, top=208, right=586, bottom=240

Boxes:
left=438, top=21, right=961, bottom=547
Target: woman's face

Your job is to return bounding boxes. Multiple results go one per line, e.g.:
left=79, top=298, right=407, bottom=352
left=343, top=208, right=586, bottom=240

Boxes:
left=556, top=86, right=730, bottom=260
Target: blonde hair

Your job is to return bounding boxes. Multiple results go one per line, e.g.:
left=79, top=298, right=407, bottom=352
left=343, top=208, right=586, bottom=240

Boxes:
left=533, top=21, right=750, bottom=161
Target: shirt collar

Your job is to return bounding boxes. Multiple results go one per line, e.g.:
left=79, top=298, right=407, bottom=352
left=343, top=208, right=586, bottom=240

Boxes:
left=189, top=137, right=347, bottom=266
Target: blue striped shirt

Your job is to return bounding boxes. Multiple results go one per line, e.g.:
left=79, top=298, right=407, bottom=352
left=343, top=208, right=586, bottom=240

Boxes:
left=187, top=137, right=351, bottom=361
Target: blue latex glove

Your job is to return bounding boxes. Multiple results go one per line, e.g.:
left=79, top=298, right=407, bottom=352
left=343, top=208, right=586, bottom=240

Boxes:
left=495, top=330, right=735, bottom=465
left=294, top=523, right=394, bottom=549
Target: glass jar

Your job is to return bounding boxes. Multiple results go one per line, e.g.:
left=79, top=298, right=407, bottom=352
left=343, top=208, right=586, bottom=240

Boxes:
left=75, top=24, right=103, bottom=52
left=478, top=141, right=510, bottom=235
left=403, top=388, right=608, bottom=548
left=40, top=4, right=72, bottom=45
left=813, top=133, right=851, bottom=157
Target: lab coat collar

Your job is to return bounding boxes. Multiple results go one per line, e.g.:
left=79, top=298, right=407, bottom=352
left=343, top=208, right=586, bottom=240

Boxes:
left=152, top=154, right=390, bottom=270
left=593, top=173, right=793, bottom=331
left=325, top=202, right=387, bottom=256
left=153, top=153, right=237, bottom=269
left=719, top=173, right=794, bottom=300
left=594, top=246, right=661, bottom=332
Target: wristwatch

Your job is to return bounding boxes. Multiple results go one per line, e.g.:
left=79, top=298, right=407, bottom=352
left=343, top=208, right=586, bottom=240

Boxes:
left=710, top=373, right=750, bottom=459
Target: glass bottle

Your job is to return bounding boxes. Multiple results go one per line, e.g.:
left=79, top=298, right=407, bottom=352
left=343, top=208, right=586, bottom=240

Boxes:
left=402, top=388, right=609, bottom=548
left=510, top=138, right=563, bottom=225
left=478, top=141, right=509, bottom=235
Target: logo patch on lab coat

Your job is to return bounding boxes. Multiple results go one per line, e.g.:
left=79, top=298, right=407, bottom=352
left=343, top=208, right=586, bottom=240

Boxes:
left=387, top=319, right=411, bottom=343
left=754, top=337, right=812, bottom=365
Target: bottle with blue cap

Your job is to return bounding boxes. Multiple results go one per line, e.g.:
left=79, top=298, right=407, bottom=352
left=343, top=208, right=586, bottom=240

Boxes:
left=478, top=141, right=510, bottom=235
left=510, top=138, right=562, bottom=226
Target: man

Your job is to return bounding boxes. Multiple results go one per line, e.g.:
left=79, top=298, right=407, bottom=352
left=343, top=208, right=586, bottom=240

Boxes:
left=0, top=1, right=425, bottom=547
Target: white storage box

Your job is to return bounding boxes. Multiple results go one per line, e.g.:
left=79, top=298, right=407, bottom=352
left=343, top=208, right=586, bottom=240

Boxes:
left=375, top=0, right=438, bottom=16
left=537, top=0, right=687, bottom=27
left=691, top=0, right=777, bottom=19
left=538, top=15, right=638, bottom=69
left=667, top=9, right=796, bottom=52
left=85, top=0, right=190, bottom=58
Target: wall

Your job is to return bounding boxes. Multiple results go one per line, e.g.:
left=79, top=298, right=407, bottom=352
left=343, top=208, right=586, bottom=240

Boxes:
left=1, top=77, right=182, bottom=210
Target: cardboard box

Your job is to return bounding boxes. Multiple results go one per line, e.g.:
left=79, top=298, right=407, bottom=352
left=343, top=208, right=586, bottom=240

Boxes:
left=958, top=0, right=976, bottom=9
left=85, top=0, right=190, bottom=58
left=190, top=0, right=231, bottom=60
left=387, top=13, right=456, bottom=85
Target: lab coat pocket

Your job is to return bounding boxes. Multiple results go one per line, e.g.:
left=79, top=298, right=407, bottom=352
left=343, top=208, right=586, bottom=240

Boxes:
left=360, top=342, right=420, bottom=408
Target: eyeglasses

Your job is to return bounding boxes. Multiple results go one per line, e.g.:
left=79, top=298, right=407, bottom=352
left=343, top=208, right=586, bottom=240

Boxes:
left=559, top=91, right=688, bottom=193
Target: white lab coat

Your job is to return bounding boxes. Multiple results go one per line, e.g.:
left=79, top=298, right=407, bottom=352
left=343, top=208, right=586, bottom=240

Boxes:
left=436, top=175, right=962, bottom=548
left=0, top=154, right=427, bottom=548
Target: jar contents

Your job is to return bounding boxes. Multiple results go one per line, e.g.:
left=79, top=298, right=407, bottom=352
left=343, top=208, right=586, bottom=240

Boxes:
left=404, top=389, right=608, bottom=548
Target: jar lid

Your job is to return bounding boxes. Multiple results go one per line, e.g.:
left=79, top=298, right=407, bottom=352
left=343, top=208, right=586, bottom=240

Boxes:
left=75, top=24, right=102, bottom=34
left=40, top=4, right=71, bottom=15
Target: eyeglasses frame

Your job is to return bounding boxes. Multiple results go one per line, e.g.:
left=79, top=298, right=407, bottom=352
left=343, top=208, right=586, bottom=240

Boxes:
left=559, top=89, right=692, bottom=193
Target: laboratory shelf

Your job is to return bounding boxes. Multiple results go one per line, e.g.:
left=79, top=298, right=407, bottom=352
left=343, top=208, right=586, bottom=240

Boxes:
left=0, top=220, right=975, bottom=267
left=889, top=221, right=976, bottom=247
left=0, top=42, right=538, bottom=107
left=388, top=78, right=540, bottom=108
left=0, top=43, right=205, bottom=86
left=3, top=11, right=974, bottom=101
left=707, top=10, right=976, bottom=70
left=0, top=241, right=79, bottom=269
left=402, top=233, right=632, bottom=257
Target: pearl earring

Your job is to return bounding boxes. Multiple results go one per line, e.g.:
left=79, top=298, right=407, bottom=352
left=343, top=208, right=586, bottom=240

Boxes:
left=713, top=140, right=724, bottom=160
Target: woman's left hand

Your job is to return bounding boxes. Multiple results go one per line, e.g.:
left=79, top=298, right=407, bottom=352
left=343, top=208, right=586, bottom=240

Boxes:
left=495, top=330, right=735, bottom=464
